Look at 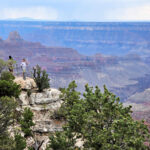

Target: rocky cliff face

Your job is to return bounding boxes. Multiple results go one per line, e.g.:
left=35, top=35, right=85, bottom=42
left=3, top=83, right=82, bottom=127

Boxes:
left=124, top=88, right=150, bottom=121
left=14, top=77, right=63, bottom=149
left=1, top=32, right=150, bottom=103
left=1, top=28, right=150, bottom=127
left=6, top=31, right=23, bottom=43
left=1, top=21, right=150, bottom=56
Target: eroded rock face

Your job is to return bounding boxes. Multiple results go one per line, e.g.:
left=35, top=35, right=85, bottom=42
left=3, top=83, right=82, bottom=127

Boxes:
left=16, top=78, right=63, bottom=149
left=7, top=31, right=23, bottom=42
left=18, top=87, right=63, bottom=133
left=30, top=88, right=61, bottom=105
left=14, top=77, right=36, bottom=90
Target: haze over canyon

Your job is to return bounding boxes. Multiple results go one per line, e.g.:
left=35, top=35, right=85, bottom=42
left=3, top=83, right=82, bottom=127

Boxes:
left=1, top=21, right=150, bottom=122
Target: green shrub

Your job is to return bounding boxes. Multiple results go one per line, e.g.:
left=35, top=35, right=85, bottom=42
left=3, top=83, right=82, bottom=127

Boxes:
left=28, top=147, right=34, bottom=150
left=47, top=131, right=76, bottom=150
left=47, top=81, right=150, bottom=150
left=33, top=65, right=50, bottom=92
left=0, top=71, right=15, bottom=81
left=0, top=80, right=21, bottom=98
left=14, top=133, right=26, bottom=150
left=0, top=96, right=17, bottom=135
left=20, top=108, right=35, bottom=137
left=0, top=134, right=16, bottom=150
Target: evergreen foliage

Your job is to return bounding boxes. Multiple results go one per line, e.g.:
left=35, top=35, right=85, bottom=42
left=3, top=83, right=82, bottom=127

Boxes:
left=0, top=96, right=17, bottom=135
left=0, top=71, right=15, bottom=81
left=0, top=80, right=21, bottom=98
left=47, top=81, right=150, bottom=150
left=33, top=65, right=50, bottom=92
left=20, top=108, right=35, bottom=137
left=52, top=81, right=80, bottom=121
left=48, top=131, right=77, bottom=150
left=0, top=134, right=16, bottom=150
left=0, top=58, right=27, bottom=150
left=14, top=133, right=26, bottom=150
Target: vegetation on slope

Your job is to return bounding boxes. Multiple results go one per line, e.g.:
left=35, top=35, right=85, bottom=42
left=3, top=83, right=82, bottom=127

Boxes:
left=0, top=58, right=150, bottom=150
left=0, top=59, right=26, bottom=150
left=48, top=81, right=150, bottom=150
left=33, top=65, right=50, bottom=92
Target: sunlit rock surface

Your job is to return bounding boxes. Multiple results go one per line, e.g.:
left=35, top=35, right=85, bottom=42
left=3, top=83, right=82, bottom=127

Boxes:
left=15, top=78, right=63, bottom=149
left=14, top=77, right=36, bottom=90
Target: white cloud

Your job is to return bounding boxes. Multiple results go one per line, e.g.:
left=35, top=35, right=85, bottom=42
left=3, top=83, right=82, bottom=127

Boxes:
left=0, top=1, right=150, bottom=21
left=121, top=5, right=150, bottom=21
left=0, top=6, right=58, bottom=20
left=107, top=5, right=150, bottom=21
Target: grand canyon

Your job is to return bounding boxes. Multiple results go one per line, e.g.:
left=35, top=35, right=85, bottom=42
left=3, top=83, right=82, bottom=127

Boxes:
left=1, top=21, right=150, bottom=122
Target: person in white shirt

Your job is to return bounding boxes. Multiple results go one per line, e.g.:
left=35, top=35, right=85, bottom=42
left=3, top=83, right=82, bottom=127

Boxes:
left=21, top=58, right=28, bottom=80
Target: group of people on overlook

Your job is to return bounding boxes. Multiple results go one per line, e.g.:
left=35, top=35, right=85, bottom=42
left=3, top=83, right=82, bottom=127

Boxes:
left=8, top=56, right=28, bottom=80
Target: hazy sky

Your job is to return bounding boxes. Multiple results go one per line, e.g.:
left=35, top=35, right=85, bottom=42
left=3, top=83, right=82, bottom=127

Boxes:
left=0, top=0, right=150, bottom=21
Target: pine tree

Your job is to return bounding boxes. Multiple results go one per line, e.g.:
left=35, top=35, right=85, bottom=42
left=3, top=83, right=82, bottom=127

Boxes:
left=20, top=108, right=35, bottom=137
left=47, top=81, right=150, bottom=150
left=0, top=71, right=15, bottom=81
left=33, top=65, right=50, bottom=92
left=0, top=80, right=21, bottom=98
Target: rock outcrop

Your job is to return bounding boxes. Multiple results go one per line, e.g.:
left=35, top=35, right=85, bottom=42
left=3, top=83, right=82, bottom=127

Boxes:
left=15, top=77, right=63, bottom=149
left=14, top=77, right=36, bottom=90
left=7, top=31, right=23, bottom=42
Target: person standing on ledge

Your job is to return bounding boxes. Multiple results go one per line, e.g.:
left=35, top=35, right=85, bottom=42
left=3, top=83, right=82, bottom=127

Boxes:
left=8, top=56, right=15, bottom=74
left=21, top=58, right=28, bottom=80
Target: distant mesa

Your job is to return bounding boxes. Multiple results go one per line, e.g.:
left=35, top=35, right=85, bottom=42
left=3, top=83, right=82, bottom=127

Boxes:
left=7, top=31, right=23, bottom=42
left=127, top=88, right=150, bottom=104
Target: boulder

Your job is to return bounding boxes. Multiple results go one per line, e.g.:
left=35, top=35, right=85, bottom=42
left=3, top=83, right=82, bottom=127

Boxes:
left=14, top=77, right=36, bottom=90
left=29, top=88, right=61, bottom=105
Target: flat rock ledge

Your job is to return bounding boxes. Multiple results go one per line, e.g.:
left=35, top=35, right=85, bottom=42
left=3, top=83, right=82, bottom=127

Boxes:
left=14, top=77, right=36, bottom=90
left=30, top=88, right=61, bottom=105
left=18, top=88, right=62, bottom=108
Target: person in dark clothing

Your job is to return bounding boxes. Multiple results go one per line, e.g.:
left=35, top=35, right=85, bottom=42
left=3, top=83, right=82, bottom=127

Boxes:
left=8, top=56, right=14, bottom=74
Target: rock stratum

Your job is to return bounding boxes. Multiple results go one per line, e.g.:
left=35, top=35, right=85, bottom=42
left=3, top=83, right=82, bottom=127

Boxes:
left=14, top=77, right=150, bottom=149
left=1, top=31, right=150, bottom=101
left=14, top=77, right=63, bottom=149
left=1, top=24, right=150, bottom=130
left=1, top=21, right=150, bottom=56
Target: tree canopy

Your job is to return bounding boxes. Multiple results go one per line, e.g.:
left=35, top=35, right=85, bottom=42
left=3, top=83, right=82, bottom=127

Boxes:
left=47, top=81, right=150, bottom=150
left=0, top=59, right=24, bottom=150
left=33, top=65, right=50, bottom=92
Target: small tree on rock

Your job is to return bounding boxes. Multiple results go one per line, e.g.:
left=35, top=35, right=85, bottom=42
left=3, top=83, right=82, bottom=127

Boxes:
left=0, top=80, right=21, bottom=98
left=20, top=108, right=35, bottom=137
left=0, top=96, right=17, bottom=135
left=14, top=133, right=26, bottom=150
left=33, top=65, right=50, bottom=92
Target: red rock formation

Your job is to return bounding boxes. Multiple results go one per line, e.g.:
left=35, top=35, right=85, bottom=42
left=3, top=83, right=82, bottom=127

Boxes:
left=0, top=31, right=118, bottom=77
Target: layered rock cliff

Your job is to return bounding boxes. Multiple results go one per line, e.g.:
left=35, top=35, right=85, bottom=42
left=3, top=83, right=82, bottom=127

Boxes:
left=14, top=77, right=63, bottom=149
